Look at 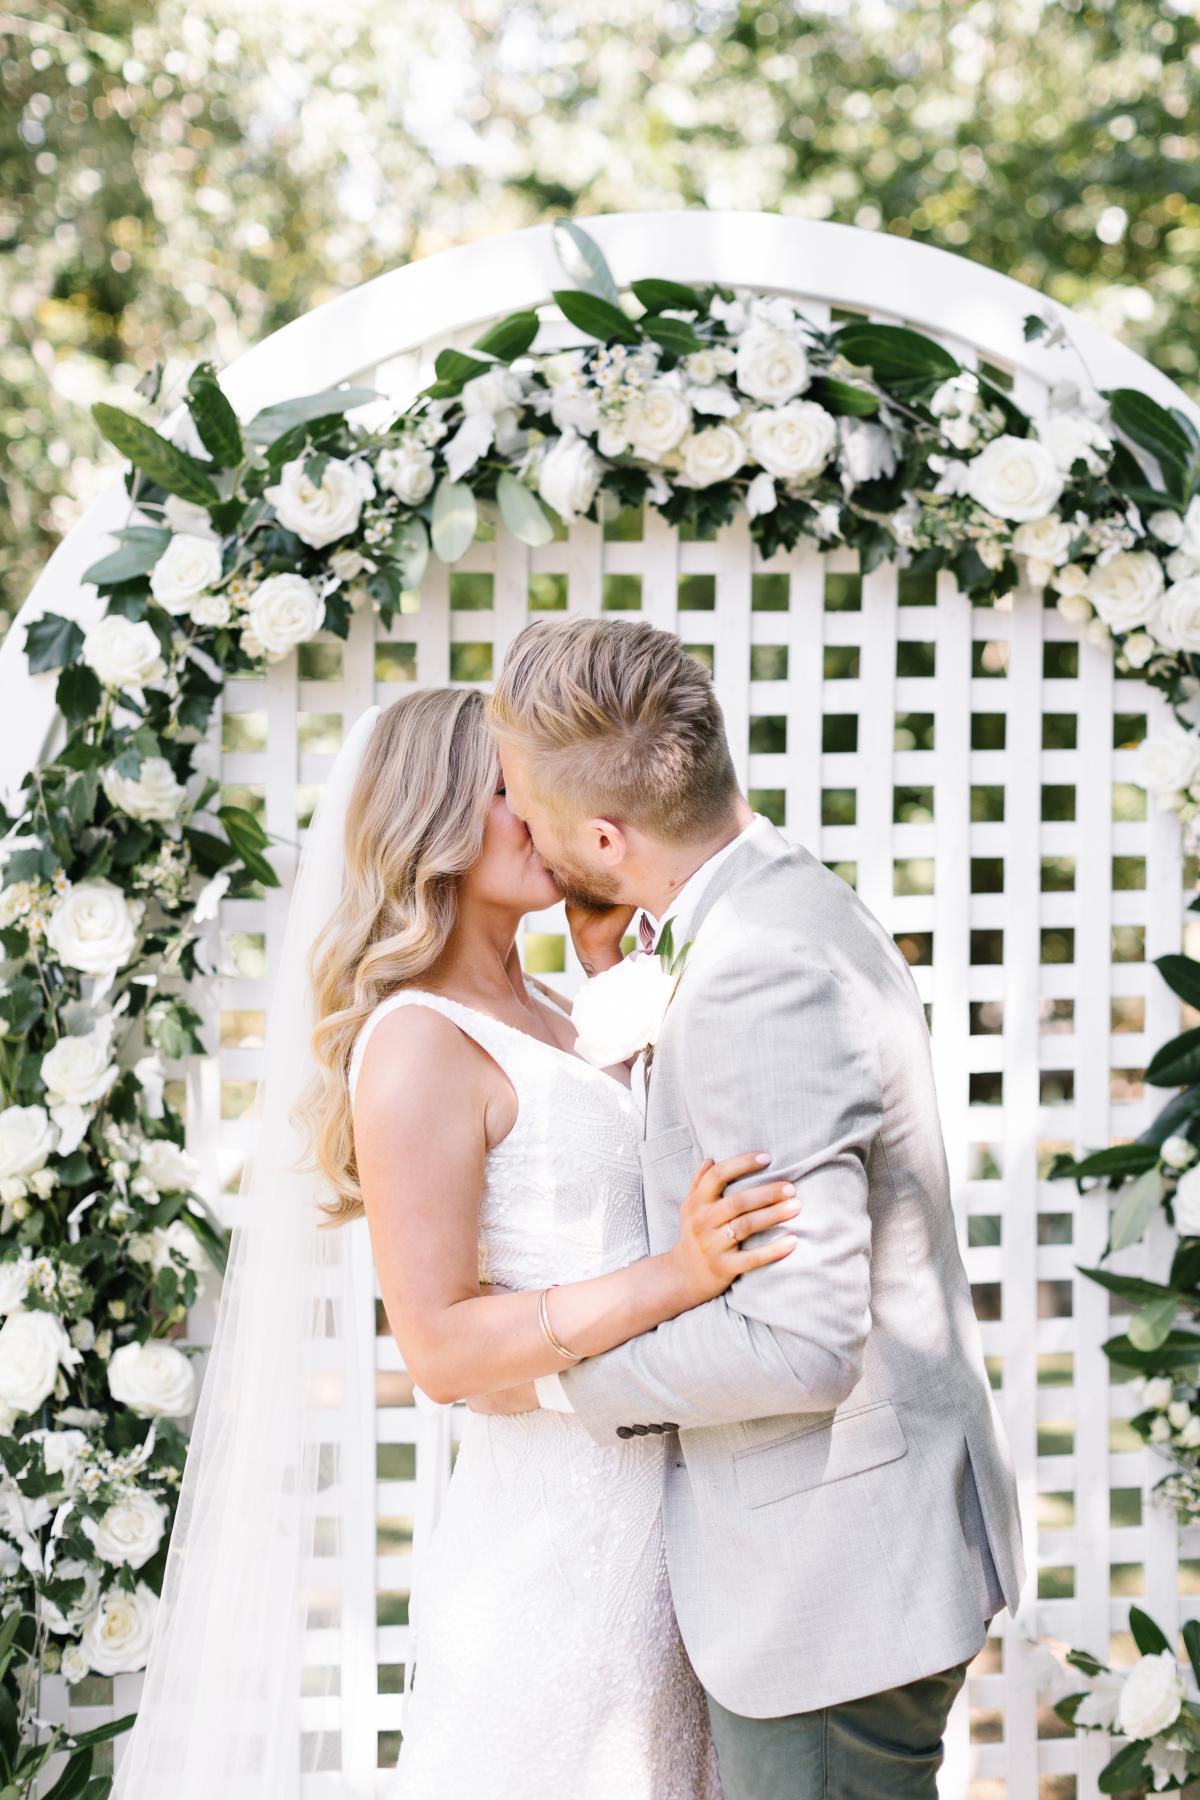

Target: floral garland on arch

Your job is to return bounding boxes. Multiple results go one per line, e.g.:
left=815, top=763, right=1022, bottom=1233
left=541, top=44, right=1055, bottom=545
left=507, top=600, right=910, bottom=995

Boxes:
left=2, top=217, right=1200, bottom=1786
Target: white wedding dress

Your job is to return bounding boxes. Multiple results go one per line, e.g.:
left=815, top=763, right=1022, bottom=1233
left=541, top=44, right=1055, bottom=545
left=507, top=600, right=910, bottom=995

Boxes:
left=347, top=988, right=723, bottom=1800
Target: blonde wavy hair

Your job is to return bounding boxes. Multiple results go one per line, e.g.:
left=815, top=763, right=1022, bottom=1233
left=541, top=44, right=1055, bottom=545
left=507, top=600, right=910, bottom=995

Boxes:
left=293, top=687, right=497, bottom=1227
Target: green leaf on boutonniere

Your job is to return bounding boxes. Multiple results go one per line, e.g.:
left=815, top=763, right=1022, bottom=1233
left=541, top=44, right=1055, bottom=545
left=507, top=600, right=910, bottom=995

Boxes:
left=651, top=919, right=694, bottom=979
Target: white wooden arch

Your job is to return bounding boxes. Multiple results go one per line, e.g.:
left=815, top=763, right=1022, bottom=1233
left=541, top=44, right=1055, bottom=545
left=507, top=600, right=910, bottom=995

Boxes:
left=8, top=212, right=1200, bottom=1799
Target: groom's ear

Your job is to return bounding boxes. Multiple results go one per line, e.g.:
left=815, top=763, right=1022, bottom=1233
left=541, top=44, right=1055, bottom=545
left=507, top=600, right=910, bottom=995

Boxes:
left=588, top=817, right=629, bottom=866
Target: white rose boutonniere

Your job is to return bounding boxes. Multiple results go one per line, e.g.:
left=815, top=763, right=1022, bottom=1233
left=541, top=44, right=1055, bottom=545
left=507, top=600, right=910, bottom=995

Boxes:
left=571, top=922, right=693, bottom=1070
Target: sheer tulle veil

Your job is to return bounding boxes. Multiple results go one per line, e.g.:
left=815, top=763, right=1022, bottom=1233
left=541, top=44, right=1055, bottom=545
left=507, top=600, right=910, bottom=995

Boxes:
left=110, top=703, right=383, bottom=1799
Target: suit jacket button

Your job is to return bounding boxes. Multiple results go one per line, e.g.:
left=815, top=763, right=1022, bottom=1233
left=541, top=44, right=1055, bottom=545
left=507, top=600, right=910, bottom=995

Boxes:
left=616, top=1426, right=633, bottom=1439
left=648, top=1422, right=663, bottom=1434
left=664, top=1423, right=679, bottom=1431
left=631, top=1423, right=649, bottom=1435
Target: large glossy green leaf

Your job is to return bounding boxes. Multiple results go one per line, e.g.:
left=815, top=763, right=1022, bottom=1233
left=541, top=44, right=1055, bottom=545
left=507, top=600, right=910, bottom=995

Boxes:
left=1108, top=1165, right=1164, bottom=1252
left=186, top=364, right=244, bottom=467
left=243, top=386, right=382, bottom=447
left=831, top=322, right=960, bottom=385
left=643, top=316, right=704, bottom=356
left=496, top=472, right=555, bottom=547
left=430, top=475, right=477, bottom=562
left=1097, top=1739, right=1151, bottom=1794
left=1106, top=387, right=1197, bottom=499
left=551, top=220, right=619, bottom=301
left=82, top=526, right=173, bottom=587
left=433, top=348, right=493, bottom=387
left=551, top=288, right=642, bottom=346
left=1183, top=1620, right=1200, bottom=1689
left=1147, top=1024, right=1200, bottom=1087
left=1128, top=1605, right=1172, bottom=1657
left=808, top=376, right=880, bottom=417
left=629, top=277, right=703, bottom=314
left=471, top=310, right=540, bottom=361
left=1155, top=953, right=1200, bottom=1011
left=1076, top=1266, right=1177, bottom=1306
left=92, top=403, right=220, bottom=504
left=1103, top=1327, right=1200, bottom=1373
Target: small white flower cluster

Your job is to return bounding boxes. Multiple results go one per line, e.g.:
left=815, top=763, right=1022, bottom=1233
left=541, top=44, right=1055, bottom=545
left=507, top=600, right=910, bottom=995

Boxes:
left=1134, top=1374, right=1200, bottom=1453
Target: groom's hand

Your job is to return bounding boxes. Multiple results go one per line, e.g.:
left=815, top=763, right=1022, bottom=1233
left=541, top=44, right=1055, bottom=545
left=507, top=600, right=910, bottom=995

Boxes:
left=466, top=1381, right=541, bottom=1414
left=565, top=898, right=637, bottom=979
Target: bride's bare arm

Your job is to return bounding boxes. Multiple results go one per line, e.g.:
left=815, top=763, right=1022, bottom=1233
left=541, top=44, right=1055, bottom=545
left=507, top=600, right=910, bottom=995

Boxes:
left=353, top=1005, right=798, bottom=1405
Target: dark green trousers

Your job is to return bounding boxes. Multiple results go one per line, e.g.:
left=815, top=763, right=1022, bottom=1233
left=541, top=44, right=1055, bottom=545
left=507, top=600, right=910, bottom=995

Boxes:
left=705, top=1660, right=969, bottom=1799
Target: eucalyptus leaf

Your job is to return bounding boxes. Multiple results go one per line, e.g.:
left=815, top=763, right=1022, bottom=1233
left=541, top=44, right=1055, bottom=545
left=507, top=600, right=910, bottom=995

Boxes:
left=82, top=527, right=172, bottom=587
left=393, top=515, right=430, bottom=591
left=496, top=472, right=555, bottom=547
left=1108, top=1165, right=1164, bottom=1253
left=91, top=403, right=220, bottom=505
left=551, top=220, right=619, bottom=301
left=243, top=385, right=382, bottom=447
left=430, top=476, right=478, bottom=563
left=1127, top=1294, right=1180, bottom=1351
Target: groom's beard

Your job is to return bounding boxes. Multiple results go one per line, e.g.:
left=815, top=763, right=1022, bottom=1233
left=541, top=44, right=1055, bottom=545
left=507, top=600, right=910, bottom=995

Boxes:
left=538, top=843, right=623, bottom=911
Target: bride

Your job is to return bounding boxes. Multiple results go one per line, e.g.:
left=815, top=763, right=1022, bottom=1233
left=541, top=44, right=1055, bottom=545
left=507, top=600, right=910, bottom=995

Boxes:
left=108, top=688, right=797, bottom=1800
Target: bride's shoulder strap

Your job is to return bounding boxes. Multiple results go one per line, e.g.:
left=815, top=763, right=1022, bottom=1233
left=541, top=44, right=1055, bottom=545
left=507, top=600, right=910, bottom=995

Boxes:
left=347, top=989, right=520, bottom=1112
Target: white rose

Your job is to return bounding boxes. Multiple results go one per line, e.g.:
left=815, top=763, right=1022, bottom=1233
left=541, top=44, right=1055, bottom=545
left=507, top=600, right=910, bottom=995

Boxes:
left=1121, top=631, right=1156, bottom=670
left=41, top=1027, right=118, bottom=1109
left=1173, top=1164, right=1200, bottom=1236
left=622, top=382, right=691, bottom=459
left=149, top=534, right=223, bottom=616
left=1088, top=552, right=1165, bottom=633
left=1141, top=1375, right=1175, bottom=1412
left=1138, top=729, right=1200, bottom=804
left=734, top=325, right=811, bottom=404
left=0, top=1311, right=78, bottom=1419
left=0, top=1258, right=30, bottom=1315
left=264, top=455, right=371, bottom=549
left=571, top=954, right=680, bottom=1069
left=747, top=402, right=837, bottom=484
left=1150, top=1414, right=1172, bottom=1441
left=1180, top=1415, right=1200, bottom=1449
left=684, top=350, right=718, bottom=385
left=246, top=573, right=324, bottom=662
left=188, top=592, right=232, bottom=629
left=838, top=418, right=897, bottom=486
left=149, top=1219, right=208, bottom=1277
left=376, top=442, right=436, bottom=505
left=1169, top=1399, right=1192, bottom=1430
left=1166, top=550, right=1200, bottom=583
left=81, top=1492, right=166, bottom=1570
left=680, top=424, right=746, bottom=488
left=687, top=382, right=742, bottom=418
left=963, top=434, right=1064, bottom=523
left=1116, top=1649, right=1183, bottom=1741
left=60, top=1643, right=88, bottom=1683
left=101, top=754, right=185, bottom=824
left=137, top=1139, right=201, bottom=1194
left=1053, top=562, right=1090, bottom=596
left=1149, top=509, right=1185, bottom=548
left=0, top=1106, right=57, bottom=1181
left=537, top=431, right=603, bottom=523
left=1012, top=514, right=1074, bottom=567
left=78, top=1581, right=158, bottom=1675
left=82, top=617, right=167, bottom=693
left=1162, top=1135, right=1198, bottom=1171
left=40, top=1557, right=102, bottom=1634
left=1037, top=412, right=1113, bottom=476
left=1151, top=575, right=1200, bottom=654
left=46, top=880, right=141, bottom=979
left=106, top=1339, right=195, bottom=1419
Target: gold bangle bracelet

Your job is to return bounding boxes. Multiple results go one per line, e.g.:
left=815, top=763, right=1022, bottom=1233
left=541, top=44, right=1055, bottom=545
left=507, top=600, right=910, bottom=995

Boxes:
left=538, top=1283, right=584, bottom=1363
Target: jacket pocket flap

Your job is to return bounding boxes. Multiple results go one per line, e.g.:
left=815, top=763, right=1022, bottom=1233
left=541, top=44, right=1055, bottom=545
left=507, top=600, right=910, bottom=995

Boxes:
left=733, top=1401, right=908, bottom=1510
left=641, top=1123, right=694, bottom=1166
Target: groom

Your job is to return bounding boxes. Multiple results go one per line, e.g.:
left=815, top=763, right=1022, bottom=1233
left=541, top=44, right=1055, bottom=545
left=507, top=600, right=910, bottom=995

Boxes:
left=481, top=615, right=1026, bottom=1797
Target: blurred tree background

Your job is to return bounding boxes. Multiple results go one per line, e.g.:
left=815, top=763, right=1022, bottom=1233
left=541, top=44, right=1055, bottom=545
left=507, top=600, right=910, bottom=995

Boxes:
left=3, top=0, right=1198, bottom=642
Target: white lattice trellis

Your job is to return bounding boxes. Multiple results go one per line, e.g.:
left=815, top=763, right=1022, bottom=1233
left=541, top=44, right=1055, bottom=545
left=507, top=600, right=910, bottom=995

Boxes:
left=6, top=213, right=1200, bottom=1800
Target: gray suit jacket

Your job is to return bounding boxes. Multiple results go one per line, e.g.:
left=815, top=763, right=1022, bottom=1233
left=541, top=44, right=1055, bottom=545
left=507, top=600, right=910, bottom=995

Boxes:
left=559, top=824, right=1027, bottom=1717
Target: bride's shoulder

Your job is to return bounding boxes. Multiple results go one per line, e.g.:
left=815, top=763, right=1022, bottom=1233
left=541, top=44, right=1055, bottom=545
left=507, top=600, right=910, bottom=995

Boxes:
left=350, top=991, right=485, bottom=1109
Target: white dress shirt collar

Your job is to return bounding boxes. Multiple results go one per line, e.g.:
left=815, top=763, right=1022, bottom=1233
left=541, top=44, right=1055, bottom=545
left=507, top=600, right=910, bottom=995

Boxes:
left=641, top=812, right=776, bottom=952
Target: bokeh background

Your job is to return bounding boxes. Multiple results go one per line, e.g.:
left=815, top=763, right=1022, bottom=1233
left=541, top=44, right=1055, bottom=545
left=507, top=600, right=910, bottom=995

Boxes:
left=3, top=0, right=1199, bottom=644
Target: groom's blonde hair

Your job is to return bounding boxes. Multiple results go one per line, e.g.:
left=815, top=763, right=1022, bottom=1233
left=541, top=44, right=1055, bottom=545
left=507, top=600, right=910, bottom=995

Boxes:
left=489, top=616, right=739, bottom=842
